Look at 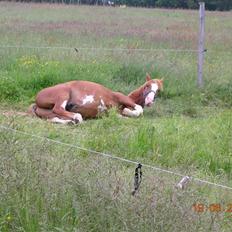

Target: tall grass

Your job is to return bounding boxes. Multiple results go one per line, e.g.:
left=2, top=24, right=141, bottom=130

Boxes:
left=1, top=127, right=232, bottom=231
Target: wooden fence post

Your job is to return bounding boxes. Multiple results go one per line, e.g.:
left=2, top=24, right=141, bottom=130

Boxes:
left=198, top=2, right=205, bottom=88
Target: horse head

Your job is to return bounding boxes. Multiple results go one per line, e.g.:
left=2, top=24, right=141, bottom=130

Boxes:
left=128, top=73, right=163, bottom=108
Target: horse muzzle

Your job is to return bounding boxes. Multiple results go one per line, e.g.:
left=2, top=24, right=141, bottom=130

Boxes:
left=144, top=92, right=156, bottom=107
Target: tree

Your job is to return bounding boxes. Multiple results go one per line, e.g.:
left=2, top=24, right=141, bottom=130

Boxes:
left=6, top=0, right=232, bottom=10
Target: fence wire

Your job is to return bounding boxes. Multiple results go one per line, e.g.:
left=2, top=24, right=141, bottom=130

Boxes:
left=0, top=125, right=232, bottom=191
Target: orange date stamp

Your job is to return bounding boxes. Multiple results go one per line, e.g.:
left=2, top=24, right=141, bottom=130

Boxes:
left=192, top=203, right=232, bottom=213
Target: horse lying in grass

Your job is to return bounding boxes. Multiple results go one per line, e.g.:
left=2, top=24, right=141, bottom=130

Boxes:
left=29, top=74, right=163, bottom=124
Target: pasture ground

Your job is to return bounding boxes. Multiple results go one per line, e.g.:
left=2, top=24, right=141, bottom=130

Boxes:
left=0, top=2, right=232, bottom=231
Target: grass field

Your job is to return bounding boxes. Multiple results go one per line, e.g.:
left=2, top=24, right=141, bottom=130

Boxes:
left=0, top=2, right=232, bottom=231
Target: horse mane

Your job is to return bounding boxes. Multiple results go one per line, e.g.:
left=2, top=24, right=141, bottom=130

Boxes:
left=128, top=84, right=145, bottom=107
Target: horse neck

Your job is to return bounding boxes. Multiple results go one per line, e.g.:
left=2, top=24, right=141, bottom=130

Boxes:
left=128, top=86, right=144, bottom=107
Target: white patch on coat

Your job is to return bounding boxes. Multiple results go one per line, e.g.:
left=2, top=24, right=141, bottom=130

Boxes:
left=82, top=95, right=94, bottom=105
left=61, top=100, right=68, bottom=109
left=100, top=99, right=105, bottom=105
left=122, top=104, right=143, bottom=117
left=145, top=83, right=158, bottom=106
left=98, top=99, right=107, bottom=112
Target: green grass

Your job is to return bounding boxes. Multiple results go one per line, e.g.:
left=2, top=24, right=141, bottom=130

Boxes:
left=1, top=119, right=232, bottom=231
left=0, top=2, right=232, bottom=231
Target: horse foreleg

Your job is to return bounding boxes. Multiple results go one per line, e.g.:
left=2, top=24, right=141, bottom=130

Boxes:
left=122, top=104, right=143, bottom=117
left=114, top=92, right=143, bottom=117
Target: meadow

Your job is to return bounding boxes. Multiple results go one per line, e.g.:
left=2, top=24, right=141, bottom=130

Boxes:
left=0, top=2, right=232, bottom=231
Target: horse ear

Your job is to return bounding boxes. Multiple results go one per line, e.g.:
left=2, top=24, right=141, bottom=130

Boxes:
left=146, top=73, right=152, bottom=81
left=159, top=79, right=164, bottom=91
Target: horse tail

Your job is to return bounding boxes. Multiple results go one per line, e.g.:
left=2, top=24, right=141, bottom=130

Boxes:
left=27, top=103, right=38, bottom=116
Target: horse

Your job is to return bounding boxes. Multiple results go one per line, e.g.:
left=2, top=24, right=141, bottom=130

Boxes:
left=29, top=74, right=163, bottom=124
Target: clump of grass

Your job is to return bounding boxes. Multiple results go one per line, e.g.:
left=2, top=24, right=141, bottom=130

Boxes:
left=113, top=64, right=145, bottom=85
left=202, top=81, right=232, bottom=107
left=81, top=108, right=232, bottom=177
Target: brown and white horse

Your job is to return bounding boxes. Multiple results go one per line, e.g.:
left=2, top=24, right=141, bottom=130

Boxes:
left=29, top=74, right=163, bottom=124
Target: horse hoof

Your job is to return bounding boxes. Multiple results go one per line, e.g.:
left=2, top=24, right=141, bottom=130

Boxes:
left=73, top=113, right=83, bottom=124
left=67, top=120, right=76, bottom=125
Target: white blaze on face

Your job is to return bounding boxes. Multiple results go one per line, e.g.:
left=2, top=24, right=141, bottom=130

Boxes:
left=145, top=83, right=158, bottom=106
left=82, top=95, right=94, bottom=105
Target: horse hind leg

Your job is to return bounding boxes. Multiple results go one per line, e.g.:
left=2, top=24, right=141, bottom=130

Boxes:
left=32, top=105, right=76, bottom=125
left=27, top=103, right=38, bottom=116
